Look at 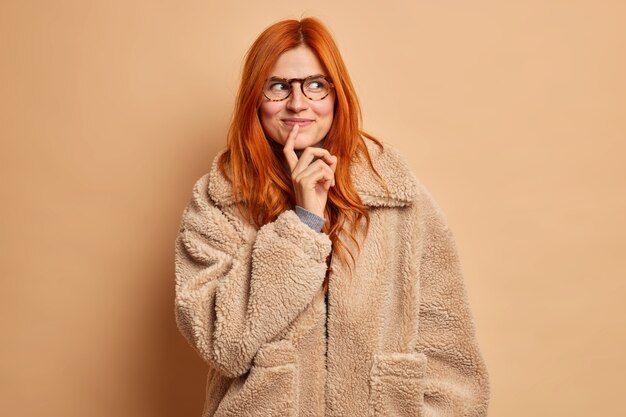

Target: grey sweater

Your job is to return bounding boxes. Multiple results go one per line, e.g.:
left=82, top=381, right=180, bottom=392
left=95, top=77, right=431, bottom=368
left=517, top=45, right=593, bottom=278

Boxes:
left=295, top=205, right=326, bottom=233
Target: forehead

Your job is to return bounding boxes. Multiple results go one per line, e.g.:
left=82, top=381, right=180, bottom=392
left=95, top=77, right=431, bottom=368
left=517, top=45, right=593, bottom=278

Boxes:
left=269, top=46, right=327, bottom=78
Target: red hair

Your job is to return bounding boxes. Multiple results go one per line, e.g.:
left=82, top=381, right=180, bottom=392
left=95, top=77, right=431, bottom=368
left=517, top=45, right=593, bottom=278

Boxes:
left=218, top=17, right=390, bottom=293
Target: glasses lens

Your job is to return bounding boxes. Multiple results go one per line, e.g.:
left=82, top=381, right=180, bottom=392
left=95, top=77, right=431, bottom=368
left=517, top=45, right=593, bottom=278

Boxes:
left=265, top=79, right=290, bottom=100
left=304, top=77, right=330, bottom=100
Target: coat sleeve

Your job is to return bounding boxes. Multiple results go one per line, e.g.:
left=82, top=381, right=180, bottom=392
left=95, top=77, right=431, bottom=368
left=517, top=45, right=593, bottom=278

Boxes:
left=415, top=186, right=491, bottom=416
left=174, top=173, right=332, bottom=378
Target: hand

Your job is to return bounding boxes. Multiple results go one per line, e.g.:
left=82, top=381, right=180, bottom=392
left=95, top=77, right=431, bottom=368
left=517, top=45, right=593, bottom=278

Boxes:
left=283, top=124, right=337, bottom=218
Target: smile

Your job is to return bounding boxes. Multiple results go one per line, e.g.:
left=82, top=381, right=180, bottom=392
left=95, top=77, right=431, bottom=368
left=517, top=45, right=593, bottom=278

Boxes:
left=282, top=119, right=313, bottom=127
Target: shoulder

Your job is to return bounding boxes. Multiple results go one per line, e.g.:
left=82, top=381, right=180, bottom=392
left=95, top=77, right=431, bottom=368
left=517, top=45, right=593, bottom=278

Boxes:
left=181, top=148, right=231, bottom=217
left=359, top=135, right=418, bottom=184
left=354, top=136, right=431, bottom=208
left=190, top=148, right=239, bottom=207
left=359, top=136, right=450, bottom=225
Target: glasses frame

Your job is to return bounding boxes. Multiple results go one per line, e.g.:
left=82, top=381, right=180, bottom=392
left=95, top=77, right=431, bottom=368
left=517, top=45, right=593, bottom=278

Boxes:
left=262, top=74, right=335, bottom=102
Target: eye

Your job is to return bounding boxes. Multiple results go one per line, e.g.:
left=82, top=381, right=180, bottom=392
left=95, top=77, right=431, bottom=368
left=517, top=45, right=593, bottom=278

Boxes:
left=305, top=78, right=327, bottom=91
left=269, top=82, right=289, bottom=91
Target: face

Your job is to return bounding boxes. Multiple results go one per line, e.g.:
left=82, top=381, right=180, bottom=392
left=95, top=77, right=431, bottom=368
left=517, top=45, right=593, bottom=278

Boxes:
left=259, top=46, right=335, bottom=150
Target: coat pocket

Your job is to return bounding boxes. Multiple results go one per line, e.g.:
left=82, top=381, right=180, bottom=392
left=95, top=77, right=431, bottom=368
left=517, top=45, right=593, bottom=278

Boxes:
left=213, top=339, right=299, bottom=417
left=368, top=351, right=427, bottom=417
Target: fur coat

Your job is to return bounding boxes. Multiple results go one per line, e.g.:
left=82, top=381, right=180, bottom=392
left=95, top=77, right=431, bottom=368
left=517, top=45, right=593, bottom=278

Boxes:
left=174, top=138, right=490, bottom=416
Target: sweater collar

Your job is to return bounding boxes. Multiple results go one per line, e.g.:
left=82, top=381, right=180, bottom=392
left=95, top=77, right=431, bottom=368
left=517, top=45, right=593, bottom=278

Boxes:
left=207, top=138, right=418, bottom=208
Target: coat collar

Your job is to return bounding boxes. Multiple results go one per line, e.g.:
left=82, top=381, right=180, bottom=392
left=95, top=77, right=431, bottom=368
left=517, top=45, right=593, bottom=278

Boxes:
left=208, top=138, right=418, bottom=208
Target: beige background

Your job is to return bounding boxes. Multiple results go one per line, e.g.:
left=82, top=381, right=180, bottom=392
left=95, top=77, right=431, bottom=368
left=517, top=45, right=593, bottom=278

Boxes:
left=1, top=1, right=624, bottom=416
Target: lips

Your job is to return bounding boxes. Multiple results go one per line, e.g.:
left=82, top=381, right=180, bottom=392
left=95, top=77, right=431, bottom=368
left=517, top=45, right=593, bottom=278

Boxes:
left=282, top=118, right=313, bottom=127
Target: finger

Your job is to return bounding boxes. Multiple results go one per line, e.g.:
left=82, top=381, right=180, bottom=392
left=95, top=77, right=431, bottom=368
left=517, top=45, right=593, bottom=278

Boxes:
left=282, top=124, right=300, bottom=172
left=325, top=154, right=338, bottom=174
left=292, top=147, right=334, bottom=177
left=315, top=154, right=337, bottom=184
left=314, top=152, right=337, bottom=170
left=306, top=166, right=335, bottom=191
left=319, top=158, right=336, bottom=186
left=296, top=158, right=333, bottom=178
left=294, top=146, right=332, bottom=171
left=296, top=159, right=336, bottom=188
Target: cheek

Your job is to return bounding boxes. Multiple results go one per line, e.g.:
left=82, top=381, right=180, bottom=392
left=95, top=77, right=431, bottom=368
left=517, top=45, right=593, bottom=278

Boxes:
left=314, top=101, right=335, bottom=125
left=259, top=103, right=282, bottom=126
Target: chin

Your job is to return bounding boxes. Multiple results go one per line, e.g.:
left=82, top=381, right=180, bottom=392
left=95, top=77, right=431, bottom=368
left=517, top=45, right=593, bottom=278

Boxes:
left=266, top=129, right=325, bottom=149
left=294, top=135, right=323, bottom=148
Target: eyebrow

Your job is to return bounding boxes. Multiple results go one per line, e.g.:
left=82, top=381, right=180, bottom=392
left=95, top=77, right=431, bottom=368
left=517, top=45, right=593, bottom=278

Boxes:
left=268, top=73, right=326, bottom=80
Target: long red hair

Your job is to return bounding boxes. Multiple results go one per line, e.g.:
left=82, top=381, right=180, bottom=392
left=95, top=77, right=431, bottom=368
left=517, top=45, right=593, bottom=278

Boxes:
left=218, top=17, right=390, bottom=293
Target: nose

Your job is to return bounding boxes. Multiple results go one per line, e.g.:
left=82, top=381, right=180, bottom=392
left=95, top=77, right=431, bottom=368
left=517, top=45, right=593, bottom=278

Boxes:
left=286, top=82, right=309, bottom=113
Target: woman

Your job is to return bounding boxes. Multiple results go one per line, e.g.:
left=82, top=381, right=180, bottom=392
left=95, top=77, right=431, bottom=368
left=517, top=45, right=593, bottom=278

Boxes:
left=174, top=17, right=490, bottom=417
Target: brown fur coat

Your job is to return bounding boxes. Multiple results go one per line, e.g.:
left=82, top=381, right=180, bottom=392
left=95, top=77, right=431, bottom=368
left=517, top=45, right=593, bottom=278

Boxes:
left=174, top=138, right=490, bottom=416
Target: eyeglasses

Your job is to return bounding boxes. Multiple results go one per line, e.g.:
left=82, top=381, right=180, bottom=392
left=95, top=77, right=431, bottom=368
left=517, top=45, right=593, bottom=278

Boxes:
left=263, top=74, right=335, bottom=101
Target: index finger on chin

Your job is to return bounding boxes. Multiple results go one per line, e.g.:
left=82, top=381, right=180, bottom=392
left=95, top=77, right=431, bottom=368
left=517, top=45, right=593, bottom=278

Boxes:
left=283, top=124, right=299, bottom=171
